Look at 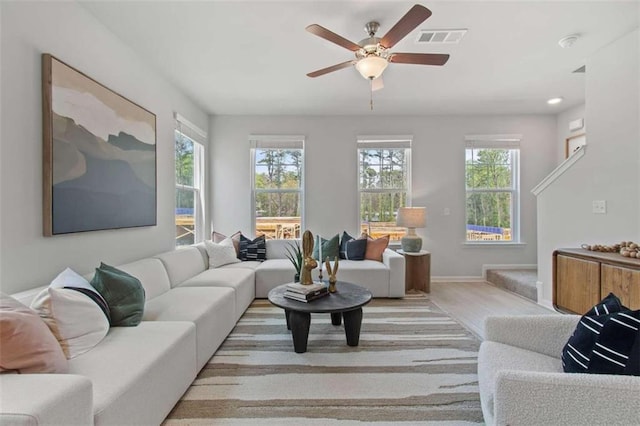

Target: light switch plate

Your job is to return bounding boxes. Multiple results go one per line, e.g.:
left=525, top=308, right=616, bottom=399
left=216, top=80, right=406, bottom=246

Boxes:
left=592, top=200, right=606, bottom=214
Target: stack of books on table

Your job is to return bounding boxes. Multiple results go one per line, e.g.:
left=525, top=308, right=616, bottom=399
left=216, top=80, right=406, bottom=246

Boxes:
left=284, top=282, right=329, bottom=303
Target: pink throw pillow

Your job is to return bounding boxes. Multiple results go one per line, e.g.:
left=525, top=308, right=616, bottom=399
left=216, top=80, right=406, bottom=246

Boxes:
left=0, top=294, right=68, bottom=373
left=364, top=235, right=390, bottom=262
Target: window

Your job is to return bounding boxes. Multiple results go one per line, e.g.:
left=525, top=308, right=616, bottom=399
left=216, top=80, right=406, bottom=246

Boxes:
left=465, top=135, right=521, bottom=242
left=357, top=136, right=412, bottom=241
left=175, top=114, right=206, bottom=246
left=250, top=135, right=304, bottom=240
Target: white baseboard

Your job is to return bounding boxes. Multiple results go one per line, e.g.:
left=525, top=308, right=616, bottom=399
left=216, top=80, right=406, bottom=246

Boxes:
left=481, top=264, right=537, bottom=280
left=432, top=276, right=484, bottom=283
left=536, top=281, right=556, bottom=311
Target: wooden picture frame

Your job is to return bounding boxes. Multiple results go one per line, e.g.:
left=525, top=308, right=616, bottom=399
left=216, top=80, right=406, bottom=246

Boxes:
left=565, top=133, right=586, bottom=159
left=42, top=54, right=157, bottom=236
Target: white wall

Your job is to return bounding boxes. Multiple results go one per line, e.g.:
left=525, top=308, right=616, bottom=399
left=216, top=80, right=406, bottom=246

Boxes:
left=556, top=103, right=586, bottom=164
left=211, top=114, right=557, bottom=278
left=0, top=2, right=209, bottom=294
left=536, top=29, right=640, bottom=307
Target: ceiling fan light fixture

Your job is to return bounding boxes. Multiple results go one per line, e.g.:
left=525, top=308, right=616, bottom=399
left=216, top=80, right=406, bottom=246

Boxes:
left=355, top=55, right=388, bottom=80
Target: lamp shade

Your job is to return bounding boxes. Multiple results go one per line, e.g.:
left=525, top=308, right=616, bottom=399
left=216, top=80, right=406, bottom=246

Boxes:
left=355, top=56, right=388, bottom=80
left=396, top=207, right=426, bottom=228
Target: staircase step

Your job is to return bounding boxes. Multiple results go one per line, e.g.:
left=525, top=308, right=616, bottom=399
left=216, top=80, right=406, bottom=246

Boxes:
left=486, top=269, right=537, bottom=302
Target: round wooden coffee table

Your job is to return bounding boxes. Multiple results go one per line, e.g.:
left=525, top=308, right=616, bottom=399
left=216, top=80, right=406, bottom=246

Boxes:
left=267, top=281, right=372, bottom=353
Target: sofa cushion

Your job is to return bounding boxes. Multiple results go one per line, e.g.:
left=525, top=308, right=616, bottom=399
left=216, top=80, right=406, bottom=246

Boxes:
left=212, top=230, right=241, bottom=255
left=312, top=233, right=339, bottom=261
left=255, top=259, right=298, bottom=298
left=108, top=258, right=171, bottom=301
left=178, top=268, right=256, bottom=321
left=49, top=268, right=110, bottom=320
left=90, top=264, right=145, bottom=326
left=478, top=340, right=562, bottom=425
left=0, top=374, right=93, bottom=425
left=0, top=294, right=68, bottom=373
left=239, top=235, right=267, bottom=261
left=336, top=260, right=390, bottom=297
left=155, top=247, right=206, bottom=288
left=265, top=239, right=299, bottom=260
left=346, top=238, right=367, bottom=260
left=69, top=321, right=196, bottom=426
left=339, top=231, right=355, bottom=259
left=204, top=238, right=241, bottom=268
left=143, top=287, right=236, bottom=369
left=221, top=261, right=262, bottom=271
left=562, top=293, right=640, bottom=376
left=31, top=287, right=109, bottom=359
left=364, top=235, right=390, bottom=262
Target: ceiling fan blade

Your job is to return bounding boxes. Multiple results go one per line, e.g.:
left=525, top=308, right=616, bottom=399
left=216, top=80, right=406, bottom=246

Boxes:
left=307, top=60, right=356, bottom=78
left=306, top=24, right=361, bottom=51
left=372, top=77, right=384, bottom=91
left=390, top=52, right=450, bottom=66
left=380, top=4, right=432, bottom=49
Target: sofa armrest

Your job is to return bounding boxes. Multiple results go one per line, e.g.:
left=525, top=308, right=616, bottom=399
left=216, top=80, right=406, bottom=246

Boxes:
left=494, top=370, right=640, bottom=426
left=0, top=374, right=93, bottom=425
left=484, top=315, right=579, bottom=359
left=382, top=249, right=405, bottom=298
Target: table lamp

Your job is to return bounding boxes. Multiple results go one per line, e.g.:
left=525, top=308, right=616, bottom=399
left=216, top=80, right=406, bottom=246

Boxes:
left=396, top=207, right=426, bottom=252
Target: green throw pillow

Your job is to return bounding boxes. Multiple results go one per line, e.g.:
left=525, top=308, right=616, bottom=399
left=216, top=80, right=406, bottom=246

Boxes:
left=312, top=234, right=340, bottom=261
left=90, top=263, right=145, bottom=327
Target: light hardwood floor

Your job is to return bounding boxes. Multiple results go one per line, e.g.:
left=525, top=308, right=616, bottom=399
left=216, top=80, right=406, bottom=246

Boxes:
left=427, top=281, right=557, bottom=339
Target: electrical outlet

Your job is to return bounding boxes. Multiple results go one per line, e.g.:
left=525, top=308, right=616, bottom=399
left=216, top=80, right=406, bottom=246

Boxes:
left=443, top=208, right=450, bottom=216
left=592, top=200, right=606, bottom=214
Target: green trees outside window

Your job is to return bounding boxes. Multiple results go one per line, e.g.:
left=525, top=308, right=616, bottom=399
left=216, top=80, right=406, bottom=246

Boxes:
left=253, top=148, right=302, bottom=239
left=465, top=148, right=519, bottom=241
left=358, top=148, right=409, bottom=240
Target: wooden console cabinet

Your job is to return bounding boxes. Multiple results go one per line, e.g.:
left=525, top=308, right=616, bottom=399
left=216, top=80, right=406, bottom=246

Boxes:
left=553, top=248, right=640, bottom=314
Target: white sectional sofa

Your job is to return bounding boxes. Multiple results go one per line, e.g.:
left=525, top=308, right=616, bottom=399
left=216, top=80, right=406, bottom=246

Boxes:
left=1, top=239, right=404, bottom=425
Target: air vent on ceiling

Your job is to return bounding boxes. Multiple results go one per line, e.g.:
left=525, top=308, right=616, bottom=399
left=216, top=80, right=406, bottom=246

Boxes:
left=416, top=29, right=467, bottom=44
left=572, top=65, right=586, bottom=73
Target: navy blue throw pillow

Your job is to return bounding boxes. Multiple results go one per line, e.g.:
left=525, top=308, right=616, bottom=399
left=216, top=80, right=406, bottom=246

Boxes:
left=345, top=238, right=367, bottom=261
left=339, top=231, right=355, bottom=259
left=239, top=235, right=266, bottom=261
left=562, top=293, right=640, bottom=376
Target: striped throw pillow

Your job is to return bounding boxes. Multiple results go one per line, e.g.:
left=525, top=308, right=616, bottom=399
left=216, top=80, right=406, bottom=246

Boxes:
left=562, top=293, right=639, bottom=376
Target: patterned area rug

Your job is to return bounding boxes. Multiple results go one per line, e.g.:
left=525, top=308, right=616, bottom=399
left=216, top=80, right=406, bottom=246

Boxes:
left=164, top=298, right=483, bottom=425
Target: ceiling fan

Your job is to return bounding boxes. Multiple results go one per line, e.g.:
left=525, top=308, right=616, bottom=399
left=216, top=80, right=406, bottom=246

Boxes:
left=306, top=4, right=450, bottom=91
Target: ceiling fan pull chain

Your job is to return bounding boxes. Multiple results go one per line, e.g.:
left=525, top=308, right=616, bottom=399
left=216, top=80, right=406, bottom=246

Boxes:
left=370, top=78, right=374, bottom=111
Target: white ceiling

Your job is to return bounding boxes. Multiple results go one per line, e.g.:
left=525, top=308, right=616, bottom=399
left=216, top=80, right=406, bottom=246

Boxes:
left=82, top=1, right=639, bottom=116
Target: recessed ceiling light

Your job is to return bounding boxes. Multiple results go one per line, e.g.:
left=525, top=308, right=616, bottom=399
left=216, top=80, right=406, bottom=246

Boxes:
left=558, top=34, right=580, bottom=48
left=547, top=97, right=564, bottom=105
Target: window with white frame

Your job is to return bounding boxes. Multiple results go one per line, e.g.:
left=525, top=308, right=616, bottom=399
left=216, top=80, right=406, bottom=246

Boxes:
left=357, top=136, right=412, bottom=241
left=465, top=135, right=521, bottom=243
left=250, top=135, right=304, bottom=240
left=175, top=114, right=206, bottom=246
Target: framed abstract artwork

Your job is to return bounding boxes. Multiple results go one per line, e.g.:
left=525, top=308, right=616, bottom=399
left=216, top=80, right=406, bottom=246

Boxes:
left=42, top=54, right=157, bottom=236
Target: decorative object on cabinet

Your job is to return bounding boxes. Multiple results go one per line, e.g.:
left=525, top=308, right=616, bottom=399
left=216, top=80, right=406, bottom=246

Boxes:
left=42, top=54, right=157, bottom=236
left=581, top=241, right=639, bottom=258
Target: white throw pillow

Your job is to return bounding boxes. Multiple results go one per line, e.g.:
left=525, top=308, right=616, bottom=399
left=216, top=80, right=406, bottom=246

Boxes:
left=31, top=269, right=110, bottom=359
left=204, top=238, right=241, bottom=269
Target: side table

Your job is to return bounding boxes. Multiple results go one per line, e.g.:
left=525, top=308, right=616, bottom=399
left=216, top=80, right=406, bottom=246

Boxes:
left=398, top=250, right=431, bottom=294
